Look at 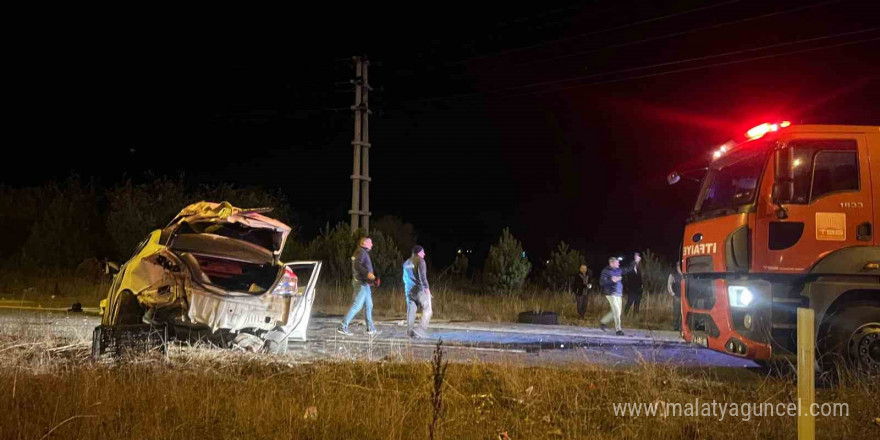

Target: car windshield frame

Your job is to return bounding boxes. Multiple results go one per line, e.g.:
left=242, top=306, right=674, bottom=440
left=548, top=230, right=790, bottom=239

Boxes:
left=692, top=140, right=774, bottom=220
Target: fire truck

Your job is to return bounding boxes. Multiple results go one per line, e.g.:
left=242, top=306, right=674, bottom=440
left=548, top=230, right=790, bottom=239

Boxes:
left=668, top=122, right=879, bottom=373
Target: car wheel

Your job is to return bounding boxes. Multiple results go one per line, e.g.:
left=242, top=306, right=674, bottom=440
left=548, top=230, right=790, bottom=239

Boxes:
left=818, top=304, right=880, bottom=375
left=262, top=329, right=289, bottom=355
left=109, top=290, right=143, bottom=326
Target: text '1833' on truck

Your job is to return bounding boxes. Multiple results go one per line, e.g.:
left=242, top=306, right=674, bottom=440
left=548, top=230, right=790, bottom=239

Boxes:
left=93, top=201, right=322, bottom=357
left=668, top=122, right=879, bottom=373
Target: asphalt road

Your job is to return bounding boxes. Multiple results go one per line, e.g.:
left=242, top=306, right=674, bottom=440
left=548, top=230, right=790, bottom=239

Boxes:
left=0, top=307, right=758, bottom=368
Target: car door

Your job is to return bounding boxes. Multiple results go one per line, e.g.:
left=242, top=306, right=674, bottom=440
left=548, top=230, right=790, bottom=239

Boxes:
left=273, top=261, right=323, bottom=341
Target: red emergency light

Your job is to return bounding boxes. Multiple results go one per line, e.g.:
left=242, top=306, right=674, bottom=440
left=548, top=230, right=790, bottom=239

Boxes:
left=745, top=121, right=791, bottom=140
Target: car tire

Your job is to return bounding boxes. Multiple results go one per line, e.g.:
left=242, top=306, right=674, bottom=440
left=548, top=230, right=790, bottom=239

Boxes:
left=109, top=290, right=143, bottom=326
left=818, top=303, right=880, bottom=375
left=262, top=329, right=289, bottom=355
left=517, top=311, right=559, bottom=325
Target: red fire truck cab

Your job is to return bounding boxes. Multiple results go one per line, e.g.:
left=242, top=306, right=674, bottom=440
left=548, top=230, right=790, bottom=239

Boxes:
left=669, top=122, right=879, bottom=373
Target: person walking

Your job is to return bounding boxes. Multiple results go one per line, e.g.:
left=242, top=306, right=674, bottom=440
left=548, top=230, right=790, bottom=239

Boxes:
left=667, top=261, right=683, bottom=332
left=623, top=252, right=643, bottom=316
left=337, top=237, right=380, bottom=336
left=402, top=245, right=432, bottom=338
left=599, top=254, right=640, bottom=336
left=572, top=264, right=590, bottom=320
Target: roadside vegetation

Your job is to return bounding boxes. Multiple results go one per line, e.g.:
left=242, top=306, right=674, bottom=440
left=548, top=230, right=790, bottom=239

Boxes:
left=1, top=175, right=678, bottom=329
left=1, top=327, right=877, bottom=440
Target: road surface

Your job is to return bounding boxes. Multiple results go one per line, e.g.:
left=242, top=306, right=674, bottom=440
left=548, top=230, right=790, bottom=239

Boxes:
left=0, top=307, right=758, bottom=368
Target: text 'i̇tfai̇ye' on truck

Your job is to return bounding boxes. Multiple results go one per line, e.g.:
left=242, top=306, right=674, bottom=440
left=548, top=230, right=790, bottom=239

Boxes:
left=668, top=122, right=879, bottom=374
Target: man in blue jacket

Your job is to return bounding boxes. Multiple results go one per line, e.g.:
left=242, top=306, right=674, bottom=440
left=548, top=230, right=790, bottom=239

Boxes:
left=402, top=245, right=432, bottom=338
left=337, top=237, right=379, bottom=336
left=599, top=253, right=640, bottom=336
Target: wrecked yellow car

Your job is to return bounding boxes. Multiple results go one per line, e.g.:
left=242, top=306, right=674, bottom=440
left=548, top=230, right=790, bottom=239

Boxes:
left=93, top=201, right=321, bottom=356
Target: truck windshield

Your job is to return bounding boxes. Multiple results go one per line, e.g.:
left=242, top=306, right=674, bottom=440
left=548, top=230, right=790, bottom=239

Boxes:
left=695, top=143, right=770, bottom=215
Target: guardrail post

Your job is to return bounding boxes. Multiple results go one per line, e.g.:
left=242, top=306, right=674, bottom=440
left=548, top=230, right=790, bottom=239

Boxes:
left=797, top=307, right=815, bottom=440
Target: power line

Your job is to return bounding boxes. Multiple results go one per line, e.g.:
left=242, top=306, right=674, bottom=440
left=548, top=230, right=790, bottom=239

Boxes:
left=446, top=0, right=744, bottom=66
left=496, top=28, right=878, bottom=92
left=505, top=36, right=880, bottom=99
left=398, top=28, right=878, bottom=105
left=511, top=0, right=841, bottom=69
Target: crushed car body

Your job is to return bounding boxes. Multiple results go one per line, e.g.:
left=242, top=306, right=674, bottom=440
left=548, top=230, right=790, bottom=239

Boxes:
left=94, top=201, right=321, bottom=356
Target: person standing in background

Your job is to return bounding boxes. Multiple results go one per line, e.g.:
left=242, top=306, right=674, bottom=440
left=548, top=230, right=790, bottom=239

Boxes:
left=403, top=245, right=432, bottom=338
left=623, top=252, right=643, bottom=316
left=667, top=261, right=683, bottom=332
left=572, top=264, right=590, bottom=320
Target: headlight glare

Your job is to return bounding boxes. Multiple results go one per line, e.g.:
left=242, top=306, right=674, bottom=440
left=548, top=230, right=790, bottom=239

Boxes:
left=728, top=286, right=754, bottom=307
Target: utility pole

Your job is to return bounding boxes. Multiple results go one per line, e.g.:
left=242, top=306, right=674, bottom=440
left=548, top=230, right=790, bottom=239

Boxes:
left=349, top=56, right=372, bottom=233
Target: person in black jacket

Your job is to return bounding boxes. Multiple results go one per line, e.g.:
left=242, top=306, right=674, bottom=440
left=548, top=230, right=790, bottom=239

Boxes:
left=571, top=264, right=590, bottom=319
left=337, top=237, right=379, bottom=336
left=403, top=245, right=432, bottom=338
left=623, top=252, right=644, bottom=316
left=667, top=261, right=683, bottom=331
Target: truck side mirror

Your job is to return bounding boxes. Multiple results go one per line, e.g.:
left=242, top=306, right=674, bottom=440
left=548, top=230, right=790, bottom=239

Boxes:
left=772, top=148, right=794, bottom=204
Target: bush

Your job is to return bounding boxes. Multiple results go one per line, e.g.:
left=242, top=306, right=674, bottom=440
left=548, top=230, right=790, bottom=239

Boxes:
left=304, top=223, right=359, bottom=285
left=484, top=228, right=531, bottom=294
left=372, top=216, right=415, bottom=256
left=301, top=223, right=402, bottom=287
left=19, top=177, right=102, bottom=269
left=0, top=185, right=46, bottom=262
left=106, top=176, right=294, bottom=260
left=638, top=249, right=670, bottom=294
left=543, top=241, right=584, bottom=292
left=106, top=176, right=191, bottom=259
left=368, top=229, right=402, bottom=288
left=450, top=253, right=468, bottom=278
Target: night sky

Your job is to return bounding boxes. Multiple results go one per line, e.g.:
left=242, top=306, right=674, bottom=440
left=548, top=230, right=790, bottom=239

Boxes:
left=7, top=0, right=879, bottom=268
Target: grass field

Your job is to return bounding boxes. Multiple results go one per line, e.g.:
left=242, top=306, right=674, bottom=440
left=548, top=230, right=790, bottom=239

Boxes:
left=1, top=325, right=877, bottom=440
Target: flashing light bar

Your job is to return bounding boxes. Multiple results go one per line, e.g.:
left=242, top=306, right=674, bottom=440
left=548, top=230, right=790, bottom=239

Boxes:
left=746, top=120, right=792, bottom=140
left=711, top=121, right=792, bottom=161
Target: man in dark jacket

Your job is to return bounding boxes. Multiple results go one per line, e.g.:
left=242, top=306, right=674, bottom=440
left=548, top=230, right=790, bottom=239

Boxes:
left=572, top=264, right=590, bottom=319
left=337, top=237, right=379, bottom=336
left=667, top=261, right=683, bottom=331
left=623, top=252, right=644, bottom=316
left=402, top=245, right=432, bottom=338
left=599, top=254, right=640, bottom=336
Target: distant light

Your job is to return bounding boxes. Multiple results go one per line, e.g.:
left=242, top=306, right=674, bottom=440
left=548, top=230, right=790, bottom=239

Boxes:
left=780, top=121, right=791, bottom=128
left=793, top=158, right=803, bottom=168
left=713, top=151, right=723, bottom=159
left=457, top=249, right=462, bottom=254
left=617, top=257, right=624, bottom=261
left=546, top=260, right=550, bottom=264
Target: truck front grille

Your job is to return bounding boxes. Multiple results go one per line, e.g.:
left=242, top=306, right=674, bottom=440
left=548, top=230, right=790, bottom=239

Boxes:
left=685, top=277, right=716, bottom=310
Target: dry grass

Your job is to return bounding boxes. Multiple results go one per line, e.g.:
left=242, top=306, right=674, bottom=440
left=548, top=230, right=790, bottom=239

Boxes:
left=314, top=283, right=678, bottom=330
left=0, top=267, right=107, bottom=309
left=2, top=327, right=877, bottom=440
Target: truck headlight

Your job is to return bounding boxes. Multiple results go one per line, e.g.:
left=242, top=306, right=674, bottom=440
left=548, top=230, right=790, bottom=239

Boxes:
left=728, top=286, right=754, bottom=308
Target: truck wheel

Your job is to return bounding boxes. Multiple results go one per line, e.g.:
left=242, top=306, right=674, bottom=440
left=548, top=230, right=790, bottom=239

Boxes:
left=819, top=305, right=880, bottom=375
